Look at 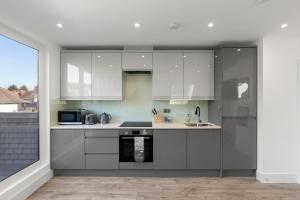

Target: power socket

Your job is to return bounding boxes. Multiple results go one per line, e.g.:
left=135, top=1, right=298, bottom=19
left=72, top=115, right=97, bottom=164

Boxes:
left=163, top=108, right=171, bottom=113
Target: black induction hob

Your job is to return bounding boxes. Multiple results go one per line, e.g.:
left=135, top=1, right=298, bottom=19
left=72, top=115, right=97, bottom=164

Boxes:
left=120, top=121, right=152, bottom=127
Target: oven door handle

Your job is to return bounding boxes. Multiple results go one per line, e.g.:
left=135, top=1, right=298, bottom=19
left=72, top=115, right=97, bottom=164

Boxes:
left=120, top=136, right=151, bottom=140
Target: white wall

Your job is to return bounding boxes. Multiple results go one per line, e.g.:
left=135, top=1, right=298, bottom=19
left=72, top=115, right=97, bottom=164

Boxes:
left=297, top=58, right=300, bottom=184
left=0, top=21, right=60, bottom=199
left=257, top=36, right=300, bottom=183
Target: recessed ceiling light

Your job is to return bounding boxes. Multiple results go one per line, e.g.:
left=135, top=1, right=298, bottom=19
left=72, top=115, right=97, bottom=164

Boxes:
left=56, top=23, right=63, bottom=28
left=169, top=22, right=182, bottom=30
left=97, top=55, right=101, bottom=58
left=134, top=23, right=141, bottom=28
left=255, top=0, right=270, bottom=4
left=281, top=23, right=288, bottom=29
left=141, top=55, right=145, bottom=58
left=237, top=48, right=241, bottom=52
left=208, top=22, right=214, bottom=28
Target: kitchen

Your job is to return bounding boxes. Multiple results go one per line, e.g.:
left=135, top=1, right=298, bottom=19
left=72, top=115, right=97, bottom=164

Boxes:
left=0, top=0, right=300, bottom=200
left=51, top=48, right=255, bottom=176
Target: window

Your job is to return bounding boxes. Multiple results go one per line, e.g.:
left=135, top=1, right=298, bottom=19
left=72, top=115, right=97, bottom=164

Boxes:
left=0, top=35, right=39, bottom=181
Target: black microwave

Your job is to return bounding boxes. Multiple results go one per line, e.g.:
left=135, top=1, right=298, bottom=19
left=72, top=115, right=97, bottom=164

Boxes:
left=58, top=110, right=88, bottom=125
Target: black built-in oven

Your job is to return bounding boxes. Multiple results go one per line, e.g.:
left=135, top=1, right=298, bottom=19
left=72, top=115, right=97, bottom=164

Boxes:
left=119, top=129, right=153, bottom=162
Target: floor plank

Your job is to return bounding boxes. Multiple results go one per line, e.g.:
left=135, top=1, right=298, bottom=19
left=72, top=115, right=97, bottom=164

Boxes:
left=28, top=177, right=300, bottom=200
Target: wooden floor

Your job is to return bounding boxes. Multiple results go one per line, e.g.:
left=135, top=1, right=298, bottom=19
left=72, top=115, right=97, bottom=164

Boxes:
left=28, top=176, right=300, bottom=200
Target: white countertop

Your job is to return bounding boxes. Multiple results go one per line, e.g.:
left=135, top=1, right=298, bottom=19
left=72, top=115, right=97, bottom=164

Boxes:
left=51, top=122, right=221, bottom=130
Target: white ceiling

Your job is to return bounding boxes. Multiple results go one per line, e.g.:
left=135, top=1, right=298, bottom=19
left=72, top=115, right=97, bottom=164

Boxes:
left=0, top=0, right=300, bottom=47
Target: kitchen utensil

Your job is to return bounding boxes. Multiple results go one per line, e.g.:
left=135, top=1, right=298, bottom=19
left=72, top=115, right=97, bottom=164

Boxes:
left=152, top=110, right=156, bottom=115
left=164, top=116, right=173, bottom=123
left=154, top=115, right=162, bottom=123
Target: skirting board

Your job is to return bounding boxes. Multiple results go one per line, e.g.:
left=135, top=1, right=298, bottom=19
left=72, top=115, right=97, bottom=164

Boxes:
left=256, top=171, right=299, bottom=183
left=54, top=169, right=221, bottom=177
left=0, top=165, right=53, bottom=200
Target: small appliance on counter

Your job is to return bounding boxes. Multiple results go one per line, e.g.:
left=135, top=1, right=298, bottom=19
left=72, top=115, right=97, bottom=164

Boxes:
left=58, top=109, right=88, bottom=125
left=99, top=112, right=112, bottom=124
left=85, top=114, right=98, bottom=125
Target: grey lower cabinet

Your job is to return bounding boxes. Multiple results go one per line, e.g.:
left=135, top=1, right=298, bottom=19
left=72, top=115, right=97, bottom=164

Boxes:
left=153, top=130, right=187, bottom=169
left=222, top=118, right=257, bottom=169
left=86, top=154, right=119, bottom=169
left=51, top=128, right=223, bottom=172
left=187, top=130, right=221, bottom=169
left=51, top=129, right=85, bottom=169
left=84, top=130, right=119, bottom=169
left=85, top=138, right=118, bottom=154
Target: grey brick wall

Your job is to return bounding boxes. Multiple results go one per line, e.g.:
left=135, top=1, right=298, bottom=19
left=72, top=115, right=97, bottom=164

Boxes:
left=0, top=113, right=39, bottom=165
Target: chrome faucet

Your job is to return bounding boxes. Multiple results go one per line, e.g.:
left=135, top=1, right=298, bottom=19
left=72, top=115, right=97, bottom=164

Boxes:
left=195, top=106, right=202, bottom=123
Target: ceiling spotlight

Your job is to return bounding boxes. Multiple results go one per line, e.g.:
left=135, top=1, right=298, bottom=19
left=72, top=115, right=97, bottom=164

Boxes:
left=208, top=22, right=214, bottom=28
left=134, top=23, right=141, bottom=28
left=281, top=23, right=288, bottom=29
left=56, top=23, right=63, bottom=28
left=169, top=22, right=181, bottom=30
left=255, top=0, right=270, bottom=4
left=141, top=55, right=145, bottom=58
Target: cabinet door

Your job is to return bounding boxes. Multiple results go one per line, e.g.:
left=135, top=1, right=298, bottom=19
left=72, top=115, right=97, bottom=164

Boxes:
left=85, top=138, right=118, bottom=153
left=61, top=53, right=92, bottom=99
left=208, top=50, right=222, bottom=125
left=86, top=154, right=119, bottom=169
left=92, top=53, right=122, bottom=99
left=51, top=129, right=85, bottom=169
left=122, top=52, right=152, bottom=71
left=222, top=48, right=257, bottom=117
left=152, top=52, right=184, bottom=99
left=153, top=130, right=186, bottom=169
left=184, top=51, right=214, bottom=100
left=187, top=130, right=220, bottom=169
left=222, top=118, right=257, bottom=169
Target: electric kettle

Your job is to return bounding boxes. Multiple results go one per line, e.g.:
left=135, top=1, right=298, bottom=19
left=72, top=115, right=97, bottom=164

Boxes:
left=99, top=112, right=112, bottom=124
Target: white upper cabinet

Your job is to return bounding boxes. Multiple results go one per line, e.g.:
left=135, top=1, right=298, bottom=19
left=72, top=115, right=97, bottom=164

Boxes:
left=184, top=51, right=214, bottom=100
left=122, top=52, right=152, bottom=71
left=91, top=53, right=122, bottom=100
left=60, top=50, right=214, bottom=100
left=152, top=52, right=184, bottom=99
left=61, top=53, right=92, bottom=99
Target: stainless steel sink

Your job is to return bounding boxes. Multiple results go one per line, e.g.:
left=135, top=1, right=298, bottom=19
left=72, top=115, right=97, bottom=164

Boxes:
left=184, top=122, right=198, bottom=127
left=198, top=123, right=212, bottom=127
left=184, top=122, right=212, bottom=127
